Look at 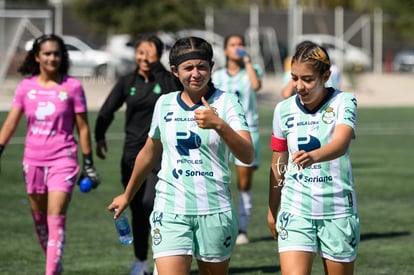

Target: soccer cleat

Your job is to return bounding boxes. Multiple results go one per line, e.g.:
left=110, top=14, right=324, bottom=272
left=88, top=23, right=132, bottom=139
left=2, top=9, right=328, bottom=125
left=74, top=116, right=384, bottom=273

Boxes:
left=236, top=232, right=249, bottom=245
left=130, top=259, right=150, bottom=275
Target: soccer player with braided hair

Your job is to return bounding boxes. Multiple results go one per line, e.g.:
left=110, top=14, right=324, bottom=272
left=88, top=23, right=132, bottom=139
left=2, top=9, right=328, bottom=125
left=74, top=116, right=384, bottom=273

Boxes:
left=268, top=40, right=359, bottom=275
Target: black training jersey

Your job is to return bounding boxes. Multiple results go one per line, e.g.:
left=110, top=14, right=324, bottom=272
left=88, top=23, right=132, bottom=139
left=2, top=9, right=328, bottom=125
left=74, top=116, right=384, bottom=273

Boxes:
left=95, top=61, right=177, bottom=155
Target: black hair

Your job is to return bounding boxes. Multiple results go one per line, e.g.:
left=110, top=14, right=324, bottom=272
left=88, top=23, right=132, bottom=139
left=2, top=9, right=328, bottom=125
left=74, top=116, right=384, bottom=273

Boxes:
left=169, top=36, right=215, bottom=91
left=223, top=34, right=246, bottom=68
left=18, top=33, right=69, bottom=76
left=223, top=34, right=245, bottom=49
left=134, top=34, right=164, bottom=59
left=291, top=40, right=331, bottom=76
left=169, top=36, right=213, bottom=67
left=129, top=34, right=165, bottom=88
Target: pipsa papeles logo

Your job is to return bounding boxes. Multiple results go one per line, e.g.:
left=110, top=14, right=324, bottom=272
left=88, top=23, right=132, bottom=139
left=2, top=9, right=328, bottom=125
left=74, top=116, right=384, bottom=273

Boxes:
left=298, top=135, right=321, bottom=152
left=175, top=131, right=202, bottom=156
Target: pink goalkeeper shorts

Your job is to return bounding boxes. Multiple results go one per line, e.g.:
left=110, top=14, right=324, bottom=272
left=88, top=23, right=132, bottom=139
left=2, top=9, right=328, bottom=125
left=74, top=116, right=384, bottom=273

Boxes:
left=23, top=162, right=79, bottom=194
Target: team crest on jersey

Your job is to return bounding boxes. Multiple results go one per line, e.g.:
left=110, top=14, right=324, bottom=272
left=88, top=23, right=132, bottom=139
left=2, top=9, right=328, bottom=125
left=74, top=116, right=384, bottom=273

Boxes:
left=58, top=90, right=68, bottom=101
left=322, top=107, right=335, bottom=124
left=279, top=227, right=288, bottom=240
left=152, top=228, right=162, bottom=246
left=279, top=211, right=292, bottom=240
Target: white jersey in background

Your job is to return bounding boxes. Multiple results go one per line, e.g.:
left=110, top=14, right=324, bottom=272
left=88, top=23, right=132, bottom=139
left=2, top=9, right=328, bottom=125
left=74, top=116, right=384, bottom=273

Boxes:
left=212, top=65, right=263, bottom=132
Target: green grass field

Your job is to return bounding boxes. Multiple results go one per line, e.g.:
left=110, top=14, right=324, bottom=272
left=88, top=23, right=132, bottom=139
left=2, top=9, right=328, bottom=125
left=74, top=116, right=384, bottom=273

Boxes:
left=0, top=106, right=413, bottom=274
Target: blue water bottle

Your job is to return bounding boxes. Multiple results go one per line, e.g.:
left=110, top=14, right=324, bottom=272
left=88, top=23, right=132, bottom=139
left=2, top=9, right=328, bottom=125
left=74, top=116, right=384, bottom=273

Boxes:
left=114, top=209, right=134, bottom=245
left=236, top=48, right=248, bottom=57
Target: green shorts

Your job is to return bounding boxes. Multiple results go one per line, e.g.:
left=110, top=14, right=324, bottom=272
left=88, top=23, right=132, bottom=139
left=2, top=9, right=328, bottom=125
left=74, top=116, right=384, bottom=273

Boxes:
left=150, top=210, right=238, bottom=262
left=276, top=211, right=360, bottom=262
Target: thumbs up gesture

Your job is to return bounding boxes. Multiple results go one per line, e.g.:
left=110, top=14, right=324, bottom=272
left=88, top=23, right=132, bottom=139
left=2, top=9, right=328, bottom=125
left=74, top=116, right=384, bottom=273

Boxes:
left=194, top=97, right=220, bottom=129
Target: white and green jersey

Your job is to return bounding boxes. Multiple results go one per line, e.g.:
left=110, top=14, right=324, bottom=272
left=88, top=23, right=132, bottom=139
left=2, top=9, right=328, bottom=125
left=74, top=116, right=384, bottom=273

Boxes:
left=149, top=88, right=249, bottom=215
left=212, top=65, right=262, bottom=132
left=271, top=88, right=358, bottom=219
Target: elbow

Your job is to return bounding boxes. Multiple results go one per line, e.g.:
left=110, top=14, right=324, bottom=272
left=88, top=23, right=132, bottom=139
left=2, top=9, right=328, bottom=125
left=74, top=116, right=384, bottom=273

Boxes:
left=241, top=146, right=255, bottom=164
left=336, top=141, right=351, bottom=158
left=336, top=147, right=348, bottom=158
left=318, top=147, right=347, bottom=163
left=252, top=82, right=261, bottom=91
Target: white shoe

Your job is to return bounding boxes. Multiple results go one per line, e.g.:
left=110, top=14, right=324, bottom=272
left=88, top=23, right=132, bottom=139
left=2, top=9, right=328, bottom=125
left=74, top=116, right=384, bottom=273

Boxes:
left=236, top=232, right=249, bottom=245
left=130, top=259, right=150, bottom=275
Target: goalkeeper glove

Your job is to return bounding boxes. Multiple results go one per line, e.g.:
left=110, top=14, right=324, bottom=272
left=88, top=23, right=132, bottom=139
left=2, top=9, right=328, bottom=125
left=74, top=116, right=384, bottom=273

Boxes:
left=78, top=153, right=100, bottom=188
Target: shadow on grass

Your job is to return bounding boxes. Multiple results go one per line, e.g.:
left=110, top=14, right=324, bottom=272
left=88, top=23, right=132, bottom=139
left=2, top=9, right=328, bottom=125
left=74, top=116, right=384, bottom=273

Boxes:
left=360, top=231, right=410, bottom=241
left=190, top=265, right=280, bottom=274
left=185, top=232, right=410, bottom=274
left=252, top=236, right=277, bottom=242
left=229, top=265, right=281, bottom=274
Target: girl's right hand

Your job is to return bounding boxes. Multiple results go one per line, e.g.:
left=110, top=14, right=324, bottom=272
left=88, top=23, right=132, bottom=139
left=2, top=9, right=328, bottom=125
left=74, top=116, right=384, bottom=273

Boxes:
left=96, top=140, right=107, bottom=160
left=236, top=48, right=248, bottom=58
left=267, top=208, right=278, bottom=240
left=145, top=43, right=158, bottom=64
left=108, top=194, right=129, bottom=219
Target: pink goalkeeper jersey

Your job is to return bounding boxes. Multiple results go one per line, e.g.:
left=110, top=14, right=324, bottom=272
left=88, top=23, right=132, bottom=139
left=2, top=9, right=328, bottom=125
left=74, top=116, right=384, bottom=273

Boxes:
left=12, top=75, right=87, bottom=166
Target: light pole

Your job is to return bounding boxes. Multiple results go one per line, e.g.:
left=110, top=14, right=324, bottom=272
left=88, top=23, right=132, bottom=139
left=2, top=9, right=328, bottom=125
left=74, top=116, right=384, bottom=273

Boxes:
left=249, top=1, right=260, bottom=65
left=288, top=0, right=298, bottom=56
left=48, top=0, right=63, bottom=35
left=0, top=0, right=5, bottom=58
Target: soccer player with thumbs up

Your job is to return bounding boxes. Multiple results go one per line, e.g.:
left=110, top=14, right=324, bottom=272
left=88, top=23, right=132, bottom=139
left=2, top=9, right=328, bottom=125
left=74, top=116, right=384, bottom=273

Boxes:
left=108, top=36, right=253, bottom=275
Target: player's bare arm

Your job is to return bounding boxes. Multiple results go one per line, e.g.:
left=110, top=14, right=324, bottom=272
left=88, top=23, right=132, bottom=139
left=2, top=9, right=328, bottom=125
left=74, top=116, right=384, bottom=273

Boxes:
left=292, top=124, right=354, bottom=168
left=268, top=151, right=287, bottom=240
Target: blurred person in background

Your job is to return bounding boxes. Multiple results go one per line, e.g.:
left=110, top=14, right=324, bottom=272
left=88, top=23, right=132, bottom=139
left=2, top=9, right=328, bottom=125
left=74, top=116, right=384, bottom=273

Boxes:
left=94, top=34, right=177, bottom=275
left=0, top=33, right=99, bottom=275
left=212, top=34, right=262, bottom=245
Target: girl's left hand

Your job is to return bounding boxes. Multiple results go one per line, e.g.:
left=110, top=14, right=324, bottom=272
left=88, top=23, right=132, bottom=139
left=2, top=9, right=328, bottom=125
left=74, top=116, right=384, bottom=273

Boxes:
left=292, top=150, right=314, bottom=169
